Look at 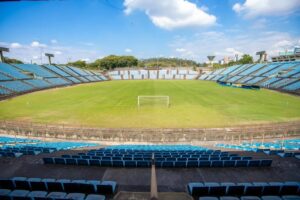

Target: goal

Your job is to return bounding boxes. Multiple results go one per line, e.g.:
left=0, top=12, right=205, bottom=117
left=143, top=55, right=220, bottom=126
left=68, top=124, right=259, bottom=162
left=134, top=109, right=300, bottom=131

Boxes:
left=137, top=96, right=170, bottom=108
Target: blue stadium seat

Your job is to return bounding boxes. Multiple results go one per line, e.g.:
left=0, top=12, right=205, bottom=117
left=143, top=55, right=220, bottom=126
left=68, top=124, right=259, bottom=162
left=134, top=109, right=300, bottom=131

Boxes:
left=27, top=191, right=48, bottom=199
left=66, top=192, right=85, bottom=200
left=240, top=196, right=261, bottom=200
left=47, top=191, right=67, bottom=199
left=261, top=196, right=282, bottom=200
left=281, top=195, right=300, bottom=200
left=96, top=181, right=117, bottom=195
left=12, top=177, right=30, bottom=190
left=9, top=189, right=30, bottom=200
left=28, top=178, right=47, bottom=191
left=85, top=194, right=106, bottom=200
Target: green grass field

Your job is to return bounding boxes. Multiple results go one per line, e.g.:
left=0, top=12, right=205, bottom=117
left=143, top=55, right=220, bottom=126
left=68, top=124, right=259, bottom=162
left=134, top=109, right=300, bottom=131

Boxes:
left=0, top=80, right=300, bottom=128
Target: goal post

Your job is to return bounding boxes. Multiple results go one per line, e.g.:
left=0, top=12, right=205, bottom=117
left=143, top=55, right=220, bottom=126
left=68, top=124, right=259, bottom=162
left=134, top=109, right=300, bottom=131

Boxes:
left=137, top=96, right=170, bottom=108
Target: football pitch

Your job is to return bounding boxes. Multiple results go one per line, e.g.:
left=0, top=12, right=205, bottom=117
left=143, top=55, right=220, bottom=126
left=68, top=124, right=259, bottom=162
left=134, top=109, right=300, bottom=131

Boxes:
left=0, top=80, right=300, bottom=128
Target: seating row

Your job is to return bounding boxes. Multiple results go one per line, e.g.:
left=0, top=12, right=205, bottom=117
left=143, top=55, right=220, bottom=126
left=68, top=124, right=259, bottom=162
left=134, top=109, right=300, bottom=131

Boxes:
left=0, top=189, right=106, bottom=200
left=198, top=196, right=300, bottom=200
left=0, top=177, right=117, bottom=195
left=43, top=157, right=272, bottom=168
left=60, top=155, right=251, bottom=161
left=188, top=181, right=300, bottom=197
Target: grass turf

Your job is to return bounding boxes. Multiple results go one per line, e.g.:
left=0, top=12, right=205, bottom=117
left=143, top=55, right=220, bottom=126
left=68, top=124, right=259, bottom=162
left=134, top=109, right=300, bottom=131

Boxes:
left=0, top=80, right=300, bottom=128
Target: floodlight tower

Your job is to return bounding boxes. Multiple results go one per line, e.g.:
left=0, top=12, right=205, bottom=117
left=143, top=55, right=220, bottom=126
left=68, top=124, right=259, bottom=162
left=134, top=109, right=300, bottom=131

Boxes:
left=256, top=51, right=267, bottom=63
left=207, top=55, right=215, bottom=67
left=0, top=47, right=9, bottom=63
left=45, top=53, right=54, bottom=65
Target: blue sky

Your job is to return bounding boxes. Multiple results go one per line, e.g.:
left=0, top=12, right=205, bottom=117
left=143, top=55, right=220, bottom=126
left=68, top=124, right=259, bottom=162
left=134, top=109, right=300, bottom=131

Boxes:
left=0, top=0, right=300, bottom=64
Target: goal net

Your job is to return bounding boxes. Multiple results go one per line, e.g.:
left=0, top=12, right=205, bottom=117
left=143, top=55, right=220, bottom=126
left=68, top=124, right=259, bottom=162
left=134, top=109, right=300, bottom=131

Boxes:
left=137, top=96, right=170, bottom=108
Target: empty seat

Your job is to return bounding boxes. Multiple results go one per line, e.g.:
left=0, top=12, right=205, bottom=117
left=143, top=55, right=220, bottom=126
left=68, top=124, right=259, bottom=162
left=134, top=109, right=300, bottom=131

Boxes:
left=174, top=161, right=186, bottom=167
left=89, top=159, right=100, bottom=166
left=199, top=161, right=211, bottom=167
left=248, top=160, right=260, bottom=167
left=13, top=177, right=30, bottom=190
left=220, top=197, right=239, bottom=200
left=199, top=197, right=219, bottom=200
left=235, top=160, right=248, bottom=167
left=66, top=192, right=86, bottom=200
left=44, top=179, right=64, bottom=192
left=43, top=157, right=54, bottom=164
left=0, top=179, right=14, bottom=190
left=9, top=189, right=30, bottom=200
left=263, top=182, right=282, bottom=195
left=124, top=161, right=136, bottom=167
left=54, top=158, right=66, bottom=165
left=162, top=161, right=174, bottom=167
left=28, top=178, right=47, bottom=191
left=260, top=160, right=272, bottom=167
left=211, top=161, right=223, bottom=167
left=65, top=158, right=77, bottom=165
left=85, top=194, right=106, bottom=200
left=227, top=183, right=246, bottom=196
left=261, top=196, right=282, bottom=200
left=188, top=183, right=209, bottom=196
left=27, top=191, right=48, bottom=198
left=47, top=191, right=67, bottom=199
left=0, top=189, right=11, bottom=200
left=187, top=161, right=199, bottom=167
left=281, top=182, right=299, bottom=195
left=223, top=160, right=235, bottom=167
left=206, top=182, right=226, bottom=196
left=281, top=195, right=300, bottom=200
left=137, top=161, right=150, bottom=167
left=96, top=181, right=117, bottom=195
left=240, top=196, right=261, bottom=200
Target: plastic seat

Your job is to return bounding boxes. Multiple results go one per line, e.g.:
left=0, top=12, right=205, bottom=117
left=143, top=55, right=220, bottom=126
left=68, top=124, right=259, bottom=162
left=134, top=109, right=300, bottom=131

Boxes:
left=54, top=158, right=66, bottom=165
left=13, top=177, right=31, bottom=190
left=44, top=179, right=63, bottom=192
left=65, top=158, right=77, bottom=165
left=220, top=197, right=239, bottom=200
left=43, top=157, right=54, bottom=164
left=260, top=160, right=272, bottom=167
left=9, top=189, right=30, bottom=200
left=47, top=191, right=67, bottom=199
left=281, top=195, right=300, bottom=200
left=85, top=194, right=106, bottom=200
left=211, top=160, right=223, bottom=167
left=206, top=182, right=226, bottom=196
left=137, top=161, right=150, bottom=167
left=263, top=182, right=282, bottom=195
left=240, top=196, right=261, bottom=200
left=0, top=179, right=15, bottom=190
left=0, top=189, right=11, bottom=200
left=188, top=183, right=209, bottom=196
left=261, top=196, right=282, bottom=200
left=235, top=160, right=248, bottom=167
left=100, top=160, right=112, bottom=167
left=187, top=161, right=199, bottom=167
left=124, top=160, right=137, bottom=167
left=162, top=161, right=174, bottom=168
left=248, top=160, right=260, bottom=167
left=28, top=178, right=47, bottom=191
left=281, top=182, right=300, bottom=195
left=96, top=181, right=117, bottom=195
left=174, top=161, right=186, bottom=167
left=27, top=191, right=48, bottom=198
left=77, top=159, right=89, bottom=166
left=199, top=161, right=211, bottom=167
left=66, top=192, right=86, bottom=200
left=224, top=160, right=235, bottom=167
left=199, top=197, right=218, bottom=200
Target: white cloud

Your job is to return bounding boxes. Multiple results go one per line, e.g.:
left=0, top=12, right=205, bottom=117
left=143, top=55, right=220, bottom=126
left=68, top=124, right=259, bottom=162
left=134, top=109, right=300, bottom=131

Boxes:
left=10, top=43, right=22, bottom=48
left=54, top=51, right=62, bottom=55
left=80, top=58, right=90, bottom=62
left=170, top=31, right=300, bottom=62
left=125, top=48, right=132, bottom=53
left=233, top=0, right=300, bottom=18
left=124, top=0, right=216, bottom=30
left=175, top=48, right=186, bottom=52
left=51, top=39, right=58, bottom=44
left=31, top=41, right=47, bottom=48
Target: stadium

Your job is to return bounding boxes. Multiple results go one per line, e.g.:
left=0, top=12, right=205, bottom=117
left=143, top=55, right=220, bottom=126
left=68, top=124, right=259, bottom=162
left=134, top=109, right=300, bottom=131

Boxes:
left=0, top=0, right=300, bottom=200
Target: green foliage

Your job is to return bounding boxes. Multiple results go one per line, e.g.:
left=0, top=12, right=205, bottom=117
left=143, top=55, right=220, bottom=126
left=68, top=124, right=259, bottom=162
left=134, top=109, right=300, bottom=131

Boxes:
left=92, top=55, right=138, bottom=70
left=139, top=58, right=200, bottom=68
left=67, top=60, right=87, bottom=68
left=4, top=57, right=23, bottom=64
left=239, top=54, right=253, bottom=64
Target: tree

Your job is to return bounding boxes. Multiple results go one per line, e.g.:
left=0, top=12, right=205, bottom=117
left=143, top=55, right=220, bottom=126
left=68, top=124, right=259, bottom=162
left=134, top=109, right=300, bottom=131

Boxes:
left=94, top=55, right=138, bottom=70
left=67, top=60, right=87, bottom=68
left=238, top=54, right=253, bottom=64
left=4, top=57, right=23, bottom=64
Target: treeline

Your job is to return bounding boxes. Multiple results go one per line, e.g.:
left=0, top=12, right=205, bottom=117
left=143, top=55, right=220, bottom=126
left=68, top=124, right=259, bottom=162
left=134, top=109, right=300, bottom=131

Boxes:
left=68, top=55, right=201, bottom=70
left=3, top=57, right=23, bottom=64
